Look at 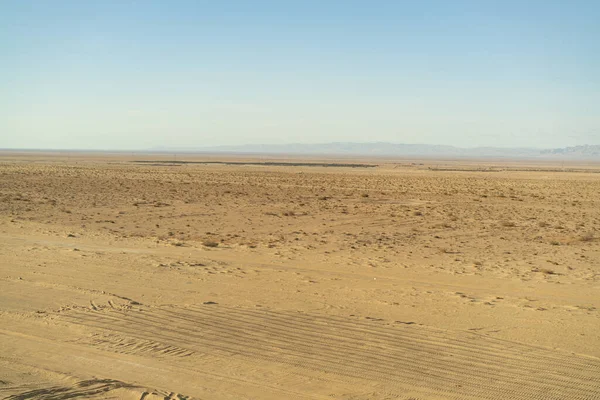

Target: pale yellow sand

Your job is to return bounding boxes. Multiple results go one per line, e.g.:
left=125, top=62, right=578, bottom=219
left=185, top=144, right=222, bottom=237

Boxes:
left=1, top=155, right=599, bottom=399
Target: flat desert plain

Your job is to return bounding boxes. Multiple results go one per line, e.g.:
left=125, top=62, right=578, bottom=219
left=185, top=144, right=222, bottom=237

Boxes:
left=1, top=153, right=599, bottom=400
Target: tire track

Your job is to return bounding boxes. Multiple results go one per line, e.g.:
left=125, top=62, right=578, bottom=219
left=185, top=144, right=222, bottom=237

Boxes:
left=73, top=332, right=195, bottom=359
left=4, top=378, right=167, bottom=400
left=154, top=306, right=600, bottom=398
left=271, top=308, right=597, bottom=368
left=136, top=304, right=591, bottom=395
left=60, top=305, right=600, bottom=400
left=62, top=308, right=599, bottom=400
left=183, top=304, right=594, bottom=372
left=176, top=305, right=600, bottom=391
left=62, top=309, right=598, bottom=400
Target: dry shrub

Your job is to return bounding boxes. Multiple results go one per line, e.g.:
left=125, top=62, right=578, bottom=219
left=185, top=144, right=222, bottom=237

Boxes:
left=532, top=267, right=556, bottom=275
left=540, top=268, right=556, bottom=275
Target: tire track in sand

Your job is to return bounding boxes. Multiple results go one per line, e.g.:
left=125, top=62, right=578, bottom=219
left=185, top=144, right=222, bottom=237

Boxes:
left=60, top=304, right=600, bottom=400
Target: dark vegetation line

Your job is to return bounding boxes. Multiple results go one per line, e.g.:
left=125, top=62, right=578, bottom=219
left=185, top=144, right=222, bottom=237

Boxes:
left=131, top=160, right=378, bottom=168
left=428, top=167, right=600, bottom=173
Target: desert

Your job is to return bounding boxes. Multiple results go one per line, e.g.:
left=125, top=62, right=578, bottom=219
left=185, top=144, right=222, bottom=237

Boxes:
left=1, top=152, right=599, bottom=399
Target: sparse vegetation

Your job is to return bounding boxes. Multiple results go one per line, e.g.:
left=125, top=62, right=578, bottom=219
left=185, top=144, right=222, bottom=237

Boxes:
left=580, top=232, right=595, bottom=242
left=2, top=157, right=599, bottom=397
left=533, top=267, right=556, bottom=275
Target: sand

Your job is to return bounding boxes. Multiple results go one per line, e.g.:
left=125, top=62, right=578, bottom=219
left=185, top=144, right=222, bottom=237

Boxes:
left=1, top=153, right=599, bottom=399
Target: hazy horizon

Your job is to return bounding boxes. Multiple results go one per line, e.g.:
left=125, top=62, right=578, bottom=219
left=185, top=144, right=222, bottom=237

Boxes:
left=2, top=141, right=599, bottom=154
left=2, top=1, right=599, bottom=150
left=0, top=141, right=576, bottom=152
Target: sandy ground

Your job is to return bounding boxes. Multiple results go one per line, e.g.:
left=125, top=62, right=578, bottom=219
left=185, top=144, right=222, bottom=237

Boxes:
left=1, top=154, right=599, bottom=399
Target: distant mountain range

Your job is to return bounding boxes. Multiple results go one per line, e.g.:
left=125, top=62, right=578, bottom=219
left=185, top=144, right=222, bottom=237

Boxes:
left=155, top=143, right=600, bottom=159
left=540, top=145, right=600, bottom=157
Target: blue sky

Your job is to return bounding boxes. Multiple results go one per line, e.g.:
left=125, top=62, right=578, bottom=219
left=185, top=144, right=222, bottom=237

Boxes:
left=1, top=0, right=598, bottom=149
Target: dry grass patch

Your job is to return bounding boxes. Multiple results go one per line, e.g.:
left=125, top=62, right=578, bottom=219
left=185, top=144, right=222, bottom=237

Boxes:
left=580, top=232, right=596, bottom=242
left=532, top=267, right=558, bottom=275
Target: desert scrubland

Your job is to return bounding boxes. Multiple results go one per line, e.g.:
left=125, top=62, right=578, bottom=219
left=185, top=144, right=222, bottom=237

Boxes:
left=1, top=154, right=599, bottom=399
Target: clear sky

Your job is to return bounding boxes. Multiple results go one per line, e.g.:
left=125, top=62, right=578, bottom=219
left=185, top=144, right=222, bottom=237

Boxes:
left=1, top=0, right=599, bottom=150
